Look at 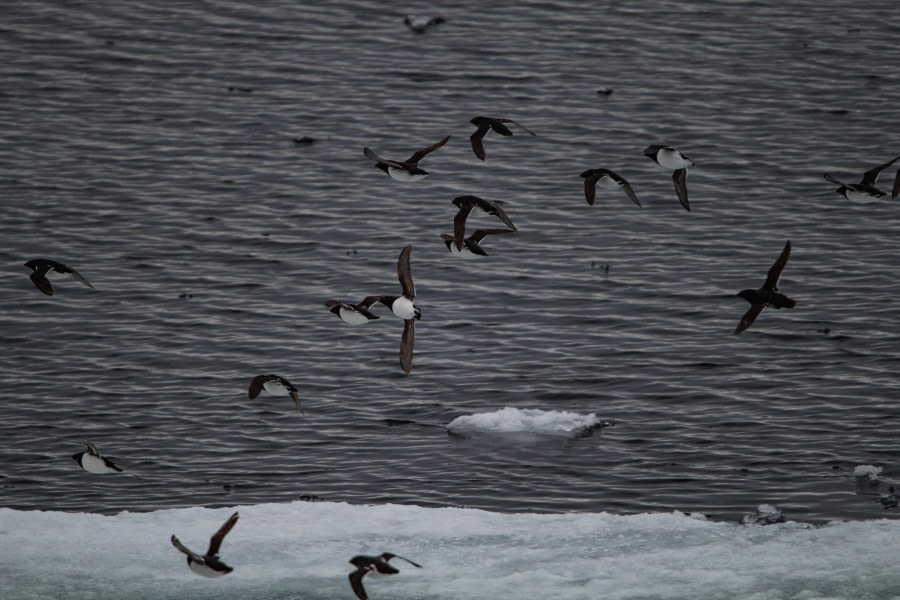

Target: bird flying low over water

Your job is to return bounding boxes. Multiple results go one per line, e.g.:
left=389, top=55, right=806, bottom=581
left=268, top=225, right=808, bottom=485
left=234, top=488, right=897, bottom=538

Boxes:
left=348, top=552, right=423, bottom=600
left=441, top=228, right=516, bottom=258
left=363, top=135, right=451, bottom=182
left=823, top=155, right=900, bottom=203
left=24, top=258, right=93, bottom=296
left=325, top=297, right=381, bottom=324
left=734, top=240, right=796, bottom=335
left=367, top=245, right=419, bottom=374
left=171, top=512, right=239, bottom=578
left=451, top=195, right=517, bottom=251
left=580, top=168, right=641, bottom=207
left=643, top=145, right=694, bottom=211
left=72, top=440, right=126, bottom=474
left=248, top=374, right=303, bottom=414
left=469, top=116, right=536, bottom=161
left=404, top=14, right=445, bottom=34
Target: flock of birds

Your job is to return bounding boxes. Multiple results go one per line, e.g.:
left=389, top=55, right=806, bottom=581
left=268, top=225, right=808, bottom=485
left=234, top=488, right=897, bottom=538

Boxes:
left=18, top=12, right=900, bottom=596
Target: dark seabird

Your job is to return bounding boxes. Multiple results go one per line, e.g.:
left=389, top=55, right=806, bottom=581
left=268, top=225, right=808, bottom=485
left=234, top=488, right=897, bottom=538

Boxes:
left=404, top=14, right=446, bottom=34
left=369, top=245, right=419, bottom=374
left=823, top=155, right=900, bottom=203
left=363, top=135, right=451, bottom=182
left=171, top=511, right=239, bottom=578
left=248, top=374, right=303, bottom=414
left=469, top=116, right=536, bottom=161
left=325, top=297, right=382, bottom=324
left=348, top=552, right=423, bottom=600
left=580, top=168, right=641, bottom=207
left=24, top=258, right=93, bottom=296
left=734, top=240, right=796, bottom=335
left=441, top=228, right=516, bottom=258
left=72, top=440, right=126, bottom=474
left=451, top=195, right=517, bottom=251
left=643, top=145, right=694, bottom=211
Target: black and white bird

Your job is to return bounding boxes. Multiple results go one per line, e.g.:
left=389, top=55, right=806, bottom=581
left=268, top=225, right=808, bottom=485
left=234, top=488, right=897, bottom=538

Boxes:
left=643, top=145, right=694, bottom=211
left=469, top=116, right=535, bottom=161
left=823, top=156, right=900, bottom=203
left=451, top=195, right=517, bottom=251
left=363, top=135, right=451, bottom=182
left=348, top=552, right=423, bottom=600
left=580, top=168, right=641, bottom=207
left=734, top=240, right=796, bottom=335
left=325, top=297, right=381, bottom=324
left=441, top=228, right=516, bottom=258
left=171, top=512, right=239, bottom=578
left=72, top=440, right=126, bottom=474
left=248, top=374, right=303, bottom=414
left=369, top=245, right=419, bottom=374
left=24, top=259, right=93, bottom=296
left=403, top=14, right=445, bottom=34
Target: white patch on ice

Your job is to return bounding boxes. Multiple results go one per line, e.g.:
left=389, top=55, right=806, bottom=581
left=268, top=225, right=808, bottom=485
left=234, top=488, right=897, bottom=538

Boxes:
left=853, top=465, right=882, bottom=480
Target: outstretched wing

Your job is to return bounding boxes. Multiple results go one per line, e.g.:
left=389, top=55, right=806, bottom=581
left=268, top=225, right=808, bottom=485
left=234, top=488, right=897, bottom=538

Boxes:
left=406, top=135, right=450, bottom=164
left=469, top=124, right=490, bottom=161
left=30, top=271, right=53, bottom=295
left=387, top=553, right=423, bottom=568
left=363, top=147, right=405, bottom=170
left=348, top=567, right=370, bottom=600
left=397, top=244, right=414, bottom=299
left=453, top=202, right=476, bottom=250
left=500, top=118, right=536, bottom=136
left=860, top=156, right=899, bottom=187
left=67, top=267, right=93, bottom=288
left=359, top=295, right=384, bottom=309
left=207, top=512, right=239, bottom=556
left=582, top=173, right=599, bottom=206
left=400, top=319, right=414, bottom=375
left=734, top=304, right=764, bottom=335
left=672, top=169, right=690, bottom=211
left=892, top=167, right=900, bottom=200
left=248, top=375, right=271, bottom=400
left=171, top=535, right=205, bottom=563
left=469, top=228, right=516, bottom=244
left=762, top=240, right=791, bottom=291
left=823, top=172, right=849, bottom=187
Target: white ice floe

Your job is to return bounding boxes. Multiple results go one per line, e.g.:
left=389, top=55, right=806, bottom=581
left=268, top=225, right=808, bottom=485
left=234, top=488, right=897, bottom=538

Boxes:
left=446, top=407, right=606, bottom=438
left=854, top=464, right=883, bottom=480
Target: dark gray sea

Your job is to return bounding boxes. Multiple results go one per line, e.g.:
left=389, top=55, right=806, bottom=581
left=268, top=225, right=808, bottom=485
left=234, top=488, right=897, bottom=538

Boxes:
left=3, top=3, right=900, bottom=597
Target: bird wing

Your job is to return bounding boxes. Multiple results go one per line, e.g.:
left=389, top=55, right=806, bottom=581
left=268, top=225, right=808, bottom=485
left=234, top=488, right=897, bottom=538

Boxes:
left=762, top=240, right=791, bottom=291
left=469, top=228, right=516, bottom=244
left=83, top=440, right=101, bottom=456
left=672, top=169, right=690, bottom=211
left=500, top=119, right=536, bottom=136
left=400, top=319, right=415, bottom=375
left=359, top=295, right=384, bottom=309
left=622, top=180, right=642, bottom=207
left=102, top=456, right=126, bottom=473
left=469, top=124, right=490, bottom=161
left=29, top=271, right=53, bottom=295
left=363, top=147, right=405, bottom=170
left=486, top=200, right=517, bottom=231
left=582, top=174, right=599, bottom=206
left=388, top=553, right=423, bottom=568
left=397, top=244, right=415, bottom=298
left=734, top=304, right=764, bottom=335
left=207, top=512, right=239, bottom=556
left=348, top=567, right=370, bottom=600
left=860, top=156, right=899, bottom=187
left=406, top=135, right=450, bottom=164
left=171, top=535, right=205, bottom=563
left=453, top=202, right=476, bottom=250
left=248, top=375, right=269, bottom=400
left=67, top=267, right=93, bottom=288
left=823, top=172, right=849, bottom=187
left=892, top=167, right=900, bottom=200
left=290, top=389, right=304, bottom=414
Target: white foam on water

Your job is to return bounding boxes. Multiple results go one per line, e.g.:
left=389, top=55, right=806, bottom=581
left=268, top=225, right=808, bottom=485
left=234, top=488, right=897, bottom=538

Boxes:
left=854, top=465, right=883, bottom=480
left=2, top=501, right=900, bottom=599
left=447, top=407, right=604, bottom=438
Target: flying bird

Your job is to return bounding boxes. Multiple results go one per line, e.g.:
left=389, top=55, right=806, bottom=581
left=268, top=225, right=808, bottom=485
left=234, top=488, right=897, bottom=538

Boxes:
left=348, top=552, right=422, bottom=600
left=369, top=245, right=419, bottom=374
left=248, top=374, right=303, bottom=414
left=823, top=155, right=900, bottom=203
left=643, top=145, right=694, bottom=211
left=441, top=228, right=516, bottom=257
left=72, top=440, right=126, bottom=474
left=451, top=195, right=517, bottom=251
left=734, top=240, right=796, bottom=335
left=325, top=297, right=381, bottom=324
left=469, top=116, right=535, bottom=161
left=580, top=168, right=641, bottom=206
left=24, top=259, right=93, bottom=296
left=171, top=512, right=239, bottom=578
left=404, top=15, right=446, bottom=34
left=363, top=135, right=451, bottom=182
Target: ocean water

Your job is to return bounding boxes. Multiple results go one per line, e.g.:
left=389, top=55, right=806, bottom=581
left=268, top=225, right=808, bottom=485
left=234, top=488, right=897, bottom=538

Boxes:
left=2, top=0, right=900, bottom=597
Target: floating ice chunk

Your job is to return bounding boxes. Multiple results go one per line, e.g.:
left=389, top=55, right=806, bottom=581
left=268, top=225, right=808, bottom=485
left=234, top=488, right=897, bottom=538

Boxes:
left=741, top=504, right=786, bottom=526
left=447, top=407, right=607, bottom=438
left=853, top=465, right=882, bottom=480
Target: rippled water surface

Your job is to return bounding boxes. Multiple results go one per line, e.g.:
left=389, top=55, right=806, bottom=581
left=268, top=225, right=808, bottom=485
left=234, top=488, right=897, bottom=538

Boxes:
left=2, top=0, right=900, bottom=524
